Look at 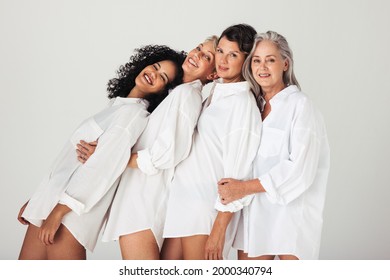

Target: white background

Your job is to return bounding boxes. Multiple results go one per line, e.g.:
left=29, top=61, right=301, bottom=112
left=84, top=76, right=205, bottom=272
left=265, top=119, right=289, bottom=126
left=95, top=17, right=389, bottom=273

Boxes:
left=0, top=0, right=389, bottom=260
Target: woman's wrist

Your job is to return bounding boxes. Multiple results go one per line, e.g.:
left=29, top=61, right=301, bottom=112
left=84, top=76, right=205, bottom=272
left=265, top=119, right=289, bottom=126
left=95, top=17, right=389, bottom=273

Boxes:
left=53, top=203, right=72, bottom=218
left=244, top=179, right=264, bottom=195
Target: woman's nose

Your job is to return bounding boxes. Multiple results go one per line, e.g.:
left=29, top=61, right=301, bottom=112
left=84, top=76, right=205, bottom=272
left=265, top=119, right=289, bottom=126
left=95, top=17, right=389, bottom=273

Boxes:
left=219, top=54, right=227, bottom=64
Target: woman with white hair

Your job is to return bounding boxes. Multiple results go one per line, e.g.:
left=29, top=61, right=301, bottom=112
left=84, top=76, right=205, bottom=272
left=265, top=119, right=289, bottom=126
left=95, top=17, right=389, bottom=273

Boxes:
left=218, top=31, right=330, bottom=260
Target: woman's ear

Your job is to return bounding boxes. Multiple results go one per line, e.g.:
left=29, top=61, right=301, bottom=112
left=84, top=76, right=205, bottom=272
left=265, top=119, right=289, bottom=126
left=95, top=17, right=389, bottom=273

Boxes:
left=206, top=71, right=219, bottom=81
left=284, top=59, right=289, bottom=71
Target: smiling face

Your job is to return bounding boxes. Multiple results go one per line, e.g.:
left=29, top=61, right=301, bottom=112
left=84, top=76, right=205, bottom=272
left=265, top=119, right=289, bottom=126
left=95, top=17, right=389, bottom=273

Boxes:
left=215, top=36, right=247, bottom=83
left=134, top=60, right=178, bottom=95
left=182, top=40, right=217, bottom=84
left=251, top=40, right=288, bottom=95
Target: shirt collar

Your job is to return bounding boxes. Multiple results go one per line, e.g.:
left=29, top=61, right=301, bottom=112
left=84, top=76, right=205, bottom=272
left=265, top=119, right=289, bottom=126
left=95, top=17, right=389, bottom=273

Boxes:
left=211, top=80, right=250, bottom=101
left=187, top=79, right=203, bottom=91
left=268, top=85, right=299, bottom=105
left=112, top=97, right=149, bottom=108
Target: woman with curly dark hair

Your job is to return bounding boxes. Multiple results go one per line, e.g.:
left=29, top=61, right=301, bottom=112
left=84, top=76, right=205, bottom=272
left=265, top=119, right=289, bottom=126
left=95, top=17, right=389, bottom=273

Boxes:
left=107, top=45, right=186, bottom=113
left=17, top=44, right=185, bottom=260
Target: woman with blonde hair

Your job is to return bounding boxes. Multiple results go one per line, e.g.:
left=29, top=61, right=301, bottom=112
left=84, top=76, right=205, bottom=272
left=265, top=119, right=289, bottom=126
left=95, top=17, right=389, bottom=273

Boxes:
left=78, top=36, right=219, bottom=259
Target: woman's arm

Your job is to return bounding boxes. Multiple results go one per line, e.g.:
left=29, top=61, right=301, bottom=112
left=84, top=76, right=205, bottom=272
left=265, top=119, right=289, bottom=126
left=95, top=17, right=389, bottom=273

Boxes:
left=221, top=100, right=328, bottom=206
left=136, top=88, right=202, bottom=176
left=205, top=211, right=233, bottom=260
left=62, top=108, right=148, bottom=215
left=77, top=141, right=138, bottom=169
left=38, top=203, right=71, bottom=246
left=218, top=178, right=265, bottom=204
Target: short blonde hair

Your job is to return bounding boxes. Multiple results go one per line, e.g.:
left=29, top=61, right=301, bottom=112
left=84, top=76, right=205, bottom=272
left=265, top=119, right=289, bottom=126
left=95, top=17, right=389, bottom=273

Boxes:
left=204, top=35, right=218, bottom=51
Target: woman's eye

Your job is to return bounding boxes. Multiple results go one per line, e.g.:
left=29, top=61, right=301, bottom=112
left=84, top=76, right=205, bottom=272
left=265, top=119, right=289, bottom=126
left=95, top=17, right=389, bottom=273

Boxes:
left=196, top=46, right=201, bottom=51
left=229, top=53, right=237, bottom=58
left=204, top=55, right=210, bottom=61
left=253, top=59, right=260, bottom=64
left=216, top=48, right=223, bottom=53
left=153, top=64, right=158, bottom=70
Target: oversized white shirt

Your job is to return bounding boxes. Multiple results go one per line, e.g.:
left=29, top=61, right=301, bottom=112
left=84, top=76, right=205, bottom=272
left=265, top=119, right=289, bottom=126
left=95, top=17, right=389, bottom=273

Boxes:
left=163, top=80, right=262, bottom=259
left=22, top=97, right=149, bottom=251
left=234, top=85, right=330, bottom=259
left=101, top=80, right=203, bottom=249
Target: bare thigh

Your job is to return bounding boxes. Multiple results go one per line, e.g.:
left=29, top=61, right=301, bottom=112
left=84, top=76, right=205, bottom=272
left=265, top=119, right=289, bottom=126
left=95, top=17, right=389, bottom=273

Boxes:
left=119, top=229, right=159, bottom=260
left=182, top=235, right=208, bottom=260
left=238, top=250, right=275, bottom=260
left=46, top=224, right=86, bottom=260
left=18, top=224, right=47, bottom=260
left=160, top=238, right=183, bottom=260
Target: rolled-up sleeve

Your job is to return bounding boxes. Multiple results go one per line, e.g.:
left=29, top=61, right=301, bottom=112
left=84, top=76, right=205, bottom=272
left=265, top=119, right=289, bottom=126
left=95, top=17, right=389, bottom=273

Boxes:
left=137, top=87, right=201, bottom=175
left=60, top=115, right=147, bottom=215
left=258, top=103, right=323, bottom=205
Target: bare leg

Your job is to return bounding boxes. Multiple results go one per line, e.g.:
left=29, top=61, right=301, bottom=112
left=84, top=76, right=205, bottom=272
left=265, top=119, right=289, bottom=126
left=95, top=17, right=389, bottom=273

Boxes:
left=46, top=224, right=86, bottom=260
left=278, top=254, right=299, bottom=260
left=182, top=235, right=208, bottom=260
left=18, top=224, right=48, bottom=260
left=238, top=250, right=275, bottom=260
left=119, top=229, right=159, bottom=260
left=160, top=238, right=183, bottom=260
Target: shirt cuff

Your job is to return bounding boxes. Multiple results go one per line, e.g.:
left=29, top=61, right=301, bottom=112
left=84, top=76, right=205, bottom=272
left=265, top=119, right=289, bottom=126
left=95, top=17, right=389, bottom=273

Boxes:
left=136, top=148, right=159, bottom=175
left=59, top=193, right=85, bottom=216
left=214, top=196, right=252, bottom=212
left=258, top=174, right=282, bottom=204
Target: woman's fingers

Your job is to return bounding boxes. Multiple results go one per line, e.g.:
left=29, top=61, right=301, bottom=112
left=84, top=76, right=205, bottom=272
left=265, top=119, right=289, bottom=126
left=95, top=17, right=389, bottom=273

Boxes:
left=76, top=140, right=97, bottom=162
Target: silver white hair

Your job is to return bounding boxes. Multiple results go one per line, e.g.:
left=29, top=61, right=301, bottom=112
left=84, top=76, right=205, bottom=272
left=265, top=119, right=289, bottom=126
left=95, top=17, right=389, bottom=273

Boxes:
left=243, top=30, right=301, bottom=99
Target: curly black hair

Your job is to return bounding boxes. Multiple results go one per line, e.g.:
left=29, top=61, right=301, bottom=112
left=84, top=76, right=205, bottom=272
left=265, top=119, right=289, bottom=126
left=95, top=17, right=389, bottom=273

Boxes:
left=107, top=45, right=186, bottom=113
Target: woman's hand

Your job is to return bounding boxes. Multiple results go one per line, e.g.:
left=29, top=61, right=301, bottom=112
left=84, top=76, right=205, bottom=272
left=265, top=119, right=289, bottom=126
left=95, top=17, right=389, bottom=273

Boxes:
left=205, top=212, right=232, bottom=260
left=38, top=204, right=71, bottom=246
left=205, top=226, right=225, bottom=260
left=76, top=140, right=97, bottom=163
left=218, top=178, right=247, bottom=204
left=218, top=178, right=264, bottom=204
left=17, top=201, right=30, bottom=225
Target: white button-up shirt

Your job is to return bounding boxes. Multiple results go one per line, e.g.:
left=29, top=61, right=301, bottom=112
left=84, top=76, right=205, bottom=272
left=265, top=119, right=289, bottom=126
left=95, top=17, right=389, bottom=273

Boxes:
left=101, top=80, right=204, bottom=249
left=235, top=85, right=330, bottom=259
left=22, top=97, right=149, bottom=251
left=164, top=80, right=262, bottom=258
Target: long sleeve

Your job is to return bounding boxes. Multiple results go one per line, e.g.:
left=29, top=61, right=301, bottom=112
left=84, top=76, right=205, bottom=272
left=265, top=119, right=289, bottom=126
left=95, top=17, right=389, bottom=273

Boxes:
left=59, top=117, right=147, bottom=215
left=215, top=95, right=262, bottom=212
left=258, top=100, right=325, bottom=205
left=137, top=85, right=202, bottom=175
